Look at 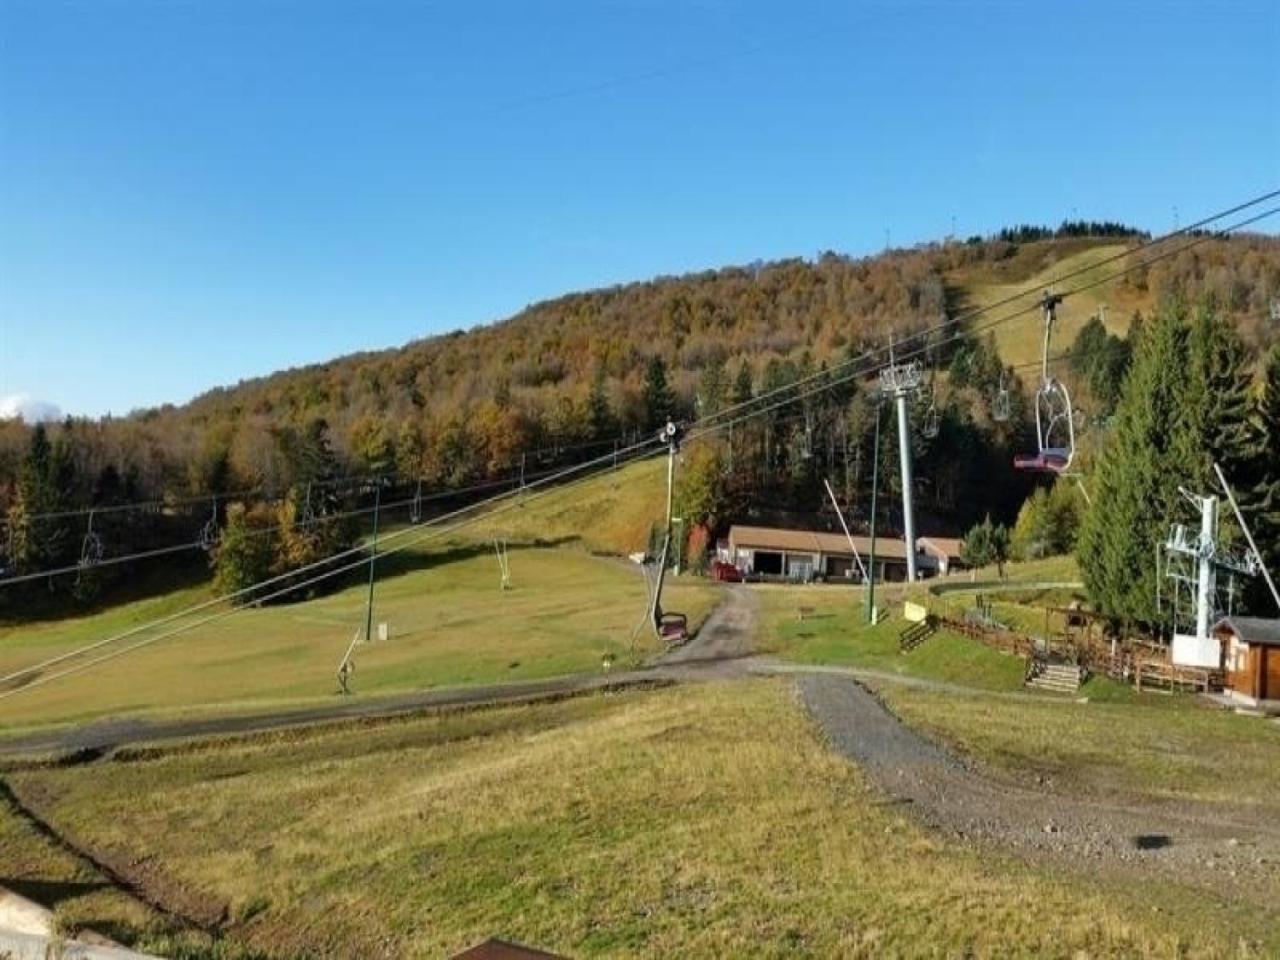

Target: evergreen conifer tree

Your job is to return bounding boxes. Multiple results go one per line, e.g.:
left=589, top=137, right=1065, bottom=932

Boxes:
left=1077, top=305, right=1190, bottom=627
left=642, top=356, right=674, bottom=432
left=1245, top=344, right=1280, bottom=611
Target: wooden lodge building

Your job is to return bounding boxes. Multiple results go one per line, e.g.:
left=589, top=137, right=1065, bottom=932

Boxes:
left=724, top=525, right=964, bottom=583
left=1213, top=616, right=1280, bottom=706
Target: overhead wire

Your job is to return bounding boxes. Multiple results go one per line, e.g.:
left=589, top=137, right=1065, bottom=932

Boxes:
left=0, top=459, right=606, bottom=587
left=8, top=192, right=1276, bottom=583
left=694, top=190, right=1280, bottom=433
left=2, top=195, right=1277, bottom=701
left=0, top=434, right=665, bottom=697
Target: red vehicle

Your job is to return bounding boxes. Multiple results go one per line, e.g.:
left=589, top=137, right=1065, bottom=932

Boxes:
left=710, top=560, right=744, bottom=583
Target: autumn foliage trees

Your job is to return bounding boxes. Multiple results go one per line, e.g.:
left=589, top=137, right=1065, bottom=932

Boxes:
left=1, top=230, right=1277, bottom=612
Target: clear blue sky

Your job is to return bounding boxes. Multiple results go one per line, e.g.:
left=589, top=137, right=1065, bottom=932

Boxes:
left=2, top=1, right=1277, bottom=418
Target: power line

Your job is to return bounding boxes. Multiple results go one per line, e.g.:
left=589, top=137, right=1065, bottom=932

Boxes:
left=695, top=189, right=1280, bottom=433
left=0, top=458, right=610, bottom=587
left=9, top=189, right=1276, bottom=538
left=0, top=434, right=665, bottom=696
left=2, top=194, right=1277, bottom=699
left=15, top=430, right=644, bottom=525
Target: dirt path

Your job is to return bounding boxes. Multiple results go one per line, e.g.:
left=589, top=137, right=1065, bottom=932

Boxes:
left=651, top=584, right=758, bottom=676
left=797, top=673, right=1280, bottom=905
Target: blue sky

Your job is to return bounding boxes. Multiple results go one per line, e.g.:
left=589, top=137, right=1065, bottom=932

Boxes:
left=1, top=1, right=1277, bottom=418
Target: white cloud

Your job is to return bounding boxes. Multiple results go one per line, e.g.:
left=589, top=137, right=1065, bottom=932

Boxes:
left=0, top=394, right=63, bottom=423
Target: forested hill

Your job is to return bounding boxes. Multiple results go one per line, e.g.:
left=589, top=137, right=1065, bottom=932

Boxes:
left=2, top=224, right=1278, bottom=607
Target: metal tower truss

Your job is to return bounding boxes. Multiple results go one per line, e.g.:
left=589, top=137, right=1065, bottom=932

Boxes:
left=1163, top=489, right=1259, bottom=665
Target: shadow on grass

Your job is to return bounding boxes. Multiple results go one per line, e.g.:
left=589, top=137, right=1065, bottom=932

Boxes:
left=1, top=877, right=112, bottom=907
left=255, top=535, right=584, bottom=606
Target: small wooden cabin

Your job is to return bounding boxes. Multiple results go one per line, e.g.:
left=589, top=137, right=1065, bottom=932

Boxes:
left=1212, top=616, right=1280, bottom=704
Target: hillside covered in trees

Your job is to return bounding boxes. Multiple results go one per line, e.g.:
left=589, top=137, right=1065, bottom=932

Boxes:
left=2, top=225, right=1279, bottom=612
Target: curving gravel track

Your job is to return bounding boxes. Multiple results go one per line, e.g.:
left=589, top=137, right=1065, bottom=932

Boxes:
left=798, top=672, right=1280, bottom=905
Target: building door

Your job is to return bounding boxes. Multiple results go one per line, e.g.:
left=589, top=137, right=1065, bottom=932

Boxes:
left=753, top=551, right=783, bottom=575
left=787, top=557, right=814, bottom=583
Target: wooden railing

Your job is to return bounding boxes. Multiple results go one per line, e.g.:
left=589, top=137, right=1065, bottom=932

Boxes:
left=899, top=616, right=939, bottom=652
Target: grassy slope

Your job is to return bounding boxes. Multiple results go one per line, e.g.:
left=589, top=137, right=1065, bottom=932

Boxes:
left=880, top=683, right=1280, bottom=817
left=7, top=679, right=1272, bottom=959
left=471, top=456, right=668, bottom=557
left=0, top=540, right=716, bottom=730
left=0, top=457, right=702, bottom=730
left=755, top=557, right=1086, bottom=693
left=951, top=240, right=1149, bottom=371
left=758, top=584, right=1026, bottom=691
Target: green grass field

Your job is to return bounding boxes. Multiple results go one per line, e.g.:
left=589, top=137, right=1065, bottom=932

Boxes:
left=879, top=683, right=1280, bottom=817
left=0, top=540, right=717, bottom=731
left=472, top=455, right=668, bottom=557
left=758, top=583, right=1028, bottom=691
left=4, top=679, right=1271, bottom=959
left=957, top=242, right=1146, bottom=371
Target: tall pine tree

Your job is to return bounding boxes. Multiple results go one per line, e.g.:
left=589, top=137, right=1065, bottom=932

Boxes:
left=1245, top=343, right=1280, bottom=612
left=642, top=356, right=674, bottom=432
left=1077, top=305, right=1190, bottom=627
left=1175, top=305, right=1253, bottom=489
left=1078, top=301, right=1258, bottom=628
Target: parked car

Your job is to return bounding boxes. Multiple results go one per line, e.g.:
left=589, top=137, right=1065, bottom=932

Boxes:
left=710, top=560, right=744, bottom=582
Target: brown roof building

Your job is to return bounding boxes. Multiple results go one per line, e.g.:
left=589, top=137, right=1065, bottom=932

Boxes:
left=726, top=525, right=963, bottom=582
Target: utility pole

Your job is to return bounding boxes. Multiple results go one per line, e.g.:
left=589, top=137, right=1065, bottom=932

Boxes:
left=651, top=421, right=683, bottom=637
left=363, top=484, right=381, bottom=645
left=867, top=399, right=882, bottom=622
left=879, top=342, right=922, bottom=582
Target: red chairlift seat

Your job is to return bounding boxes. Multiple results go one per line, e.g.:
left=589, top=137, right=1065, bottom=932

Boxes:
left=659, top=611, right=688, bottom=643
left=1013, top=451, right=1071, bottom=474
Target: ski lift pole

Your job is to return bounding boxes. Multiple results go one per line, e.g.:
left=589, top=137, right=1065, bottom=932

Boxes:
left=363, top=484, right=381, bottom=645
left=823, top=478, right=868, bottom=583
left=867, top=400, right=882, bottom=623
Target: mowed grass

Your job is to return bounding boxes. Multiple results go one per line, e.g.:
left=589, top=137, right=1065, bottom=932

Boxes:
left=473, top=455, right=668, bottom=557
left=0, top=542, right=718, bottom=731
left=756, top=584, right=1027, bottom=692
left=878, top=684, right=1280, bottom=818
left=5, top=679, right=1272, bottom=958
left=960, top=242, right=1147, bottom=371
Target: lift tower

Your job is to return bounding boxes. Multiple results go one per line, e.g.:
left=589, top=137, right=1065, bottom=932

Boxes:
left=878, top=343, right=922, bottom=582
left=1163, top=487, right=1258, bottom=666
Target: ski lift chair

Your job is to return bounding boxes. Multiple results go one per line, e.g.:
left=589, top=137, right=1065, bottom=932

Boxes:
left=921, top=385, right=940, bottom=439
left=198, top=497, right=220, bottom=552
left=992, top=383, right=1011, bottom=422
left=657, top=610, right=688, bottom=642
left=78, top=510, right=104, bottom=569
left=1013, top=293, right=1076, bottom=474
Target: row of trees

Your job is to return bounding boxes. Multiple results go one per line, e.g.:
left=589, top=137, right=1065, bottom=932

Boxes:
left=2, top=232, right=1276, bottom=615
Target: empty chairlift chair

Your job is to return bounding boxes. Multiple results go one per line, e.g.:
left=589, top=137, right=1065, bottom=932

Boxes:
left=1013, top=292, right=1076, bottom=474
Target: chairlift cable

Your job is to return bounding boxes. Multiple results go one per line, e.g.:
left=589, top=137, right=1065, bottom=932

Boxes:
left=696, top=191, right=1280, bottom=435
left=0, top=433, right=665, bottom=696
left=3, top=199, right=1277, bottom=692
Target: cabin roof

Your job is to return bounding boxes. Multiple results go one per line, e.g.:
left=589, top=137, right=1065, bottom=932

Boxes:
left=1213, top=616, right=1280, bottom=647
left=727, top=525, right=914, bottom=561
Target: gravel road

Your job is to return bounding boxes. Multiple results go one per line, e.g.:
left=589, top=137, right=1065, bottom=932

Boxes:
left=798, top=672, right=1280, bottom=905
